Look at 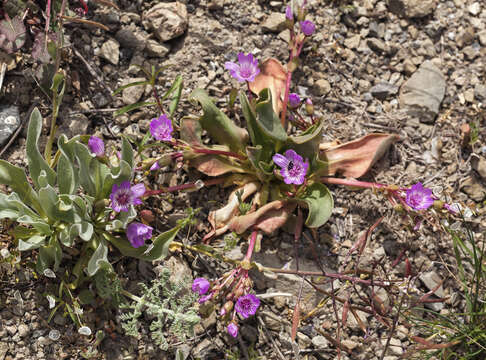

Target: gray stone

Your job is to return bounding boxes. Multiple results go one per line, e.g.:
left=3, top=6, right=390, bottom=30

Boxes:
left=419, top=271, right=445, bottom=298
left=370, top=82, right=398, bottom=100
left=115, top=27, right=145, bottom=50
left=461, top=176, right=486, bottom=202
left=471, top=155, right=486, bottom=180
left=100, top=38, right=120, bottom=65
left=388, top=0, right=437, bottom=18
left=312, top=335, right=329, bottom=348
left=145, top=39, right=171, bottom=58
left=0, top=105, right=20, bottom=147
left=17, top=324, right=29, bottom=338
left=262, top=12, right=287, bottom=32
left=92, top=93, right=111, bottom=108
left=399, top=60, right=445, bottom=123
left=315, top=79, right=331, bottom=96
left=367, top=38, right=388, bottom=54
left=121, top=77, right=146, bottom=105
left=381, top=337, right=403, bottom=355
left=143, top=2, right=188, bottom=42
left=468, top=2, right=481, bottom=16
left=344, top=34, right=360, bottom=49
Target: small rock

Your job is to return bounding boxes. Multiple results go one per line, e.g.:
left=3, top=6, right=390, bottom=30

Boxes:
left=457, top=27, right=475, bottom=48
left=471, top=155, right=486, bottom=180
left=419, top=271, right=445, bottom=298
left=192, top=339, right=217, bottom=359
left=474, top=84, right=486, bottom=101
left=208, top=0, right=224, bottom=10
left=399, top=60, right=445, bottom=123
left=17, top=324, right=29, bottom=338
left=57, top=113, right=89, bottom=139
left=460, top=176, right=486, bottom=202
left=463, top=46, right=479, bottom=60
left=262, top=12, right=287, bottom=32
left=164, top=256, right=192, bottom=284
left=115, top=27, right=145, bottom=50
left=388, top=0, right=437, bottom=18
left=312, top=335, right=329, bottom=348
left=5, top=325, right=16, bottom=336
left=145, top=39, right=171, bottom=58
left=0, top=342, right=8, bottom=359
left=381, top=337, right=403, bottom=355
left=367, top=38, right=388, bottom=54
left=0, top=105, right=20, bottom=147
left=344, top=34, right=360, bottom=49
left=468, top=2, right=481, bottom=16
left=370, top=82, right=398, bottom=100
left=314, top=79, right=331, bottom=96
left=341, top=339, right=359, bottom=350
left=403, top=59, right=417, bottom=75
left=121, top=77, right=146, bottom=105
left=100, top=39, right=120, bottom=65
left=143, top=2, right=188, bottom=42
left=478, top=30, right=486, bottom=46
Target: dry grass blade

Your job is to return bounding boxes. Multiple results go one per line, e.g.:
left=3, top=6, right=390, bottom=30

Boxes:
left=61, top=16, right=110, bottom=31
left=91, top=0, right=120, bottom=9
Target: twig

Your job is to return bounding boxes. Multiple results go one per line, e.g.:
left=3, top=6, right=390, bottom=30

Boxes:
left=0, top=103, right=38, bottom=158
left=0, top=62, right=6, bottom=94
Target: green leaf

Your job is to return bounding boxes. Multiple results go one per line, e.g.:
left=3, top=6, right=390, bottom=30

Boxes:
left=38, top=182, right=75, bottom=223
left=50, top=72, right=65, bottom=119
left=26, top=108, right=56, bottom=189
left=285, top=121, right=324, bottom=160
left=107, top=226, right=179, bottom=262
left=57, top=135, right=79, bottom=194
left=17, top=214, right=51, bottom=235
left=79, top=289, right=96, bottom=305
left=70, top=221, right=94, bottom=242
left=254, top=88, right=287, bottom=143
left=74, top=142, right=96, bottom=196
left=297, top=183, right=333, bottom=228
left=106, top=206, right=137, bottom=231
left=0, top=162, right=43, bottom=215
left=112, top=80, right=150, bottom=96
left=0, top=192, right=20, bottom=219
left=121, top=137, right=134, bottom=170
left=240, top=91, right=267, bottom=147
left=114, top=101, right=157, bottom=116
left=18, top=235, right=46, bottom=251
left=189, top=88, right=248, bottom=152
left=87, top=238, right=110, bottom=276
left=163, top=74, right=183, bottom=116
left=100, top=159, right=132, bottom=200
left=36, top=236, right=62, bottom=273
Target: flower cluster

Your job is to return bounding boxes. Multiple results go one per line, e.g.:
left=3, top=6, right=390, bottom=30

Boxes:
left=191, top=269, right=260, bottom=338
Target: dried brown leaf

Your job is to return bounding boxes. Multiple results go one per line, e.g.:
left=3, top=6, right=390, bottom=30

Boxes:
left=320, top=133, right=399, bottom=178
left=249, top=58, right=287, bottom=114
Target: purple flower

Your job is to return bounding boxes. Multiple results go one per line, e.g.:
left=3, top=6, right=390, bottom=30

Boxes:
left=235, top=294, right=260, bottom=319
left=88, top=136, right=104, bottom=157
left=300, top=20, right=315, bottom=36
left=150, top=161, right=160, bottom=171
left=198, top=293, right=213, bottom=304
left=192, top=278, right=210, bottom=295
left=126, top=222, right=153, bottom=248
left=150, top=114, right=173, bottom=142
left=272, top=149, right=309, bottom=185
left=227, top=323, right=238, bottom=338
left=405, top=182, right=434, bottom=211
left=285, top=5, right=293, bottom=20
left=288, top=93, right=301, bottom=108
left=110, top=181, right=145, bottom=212
left=224, top=53, right=260, bottom=83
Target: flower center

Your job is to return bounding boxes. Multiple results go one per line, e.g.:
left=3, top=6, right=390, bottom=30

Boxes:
left=287, top=161, right=294, bottom=171
left=239, top=66, right=252, bottom=79
left=288, top=162, right=302, bottom=177
left=116, top=191, right=130, bottom=205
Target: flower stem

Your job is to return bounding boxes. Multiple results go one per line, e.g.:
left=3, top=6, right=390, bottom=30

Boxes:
left=321, top=177, right=388, bottom=190
left=192, top=147, right=246, bottom=160
left=244, top=229, right=258, bottom=262
left=143, top=177, right=226, bottom=197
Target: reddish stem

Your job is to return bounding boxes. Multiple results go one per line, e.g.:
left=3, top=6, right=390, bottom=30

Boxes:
left=143, top=177, right=225, bottom=197
left=192, top=147, right=245, bottom=160
left=244, top=229, right=258, bottom=262
left=321, top=177, right=388, bottom=190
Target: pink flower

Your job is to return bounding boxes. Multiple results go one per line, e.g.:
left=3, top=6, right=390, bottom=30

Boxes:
left=285, top=5, right=293, bottom=20
left=405, top=182, right=434, bottom=211
left=150, top=161, right=160, bottom=171
left=235, top=294, right=260, bottom=319
left=300, top=20, right=315, bottom=36
left=288, top=93, right=301, bottom=108
left=126, top=222, right=153, bottom=248
left=110, top=181, right=145, bottom=212
left=227, top=323, right=238, bottom=338
left=224, top=53, right=260, bottom=83
left=150, top=114, right=173, bottom=141
left=272, top=149, right=309, bottom=185
left=192, top=278, right=210, bottom=295
left=88, top=136, right=104, bottom=157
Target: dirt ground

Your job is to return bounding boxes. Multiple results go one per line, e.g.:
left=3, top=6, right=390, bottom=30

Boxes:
left=1, top=0, right=486, bottom=359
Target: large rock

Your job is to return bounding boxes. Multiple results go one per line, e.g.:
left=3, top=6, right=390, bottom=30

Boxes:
left=143, top=2, right=188, bottom=42
left=399, top=61, right=445, bottom=123
left=262, top=12, right=287, bottom=33
left=388, top=0, right=437, bottom=18
left=0, top=105, right=20, bottom=147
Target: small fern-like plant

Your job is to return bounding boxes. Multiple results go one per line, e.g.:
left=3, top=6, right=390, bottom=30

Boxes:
left=120, top=268, right=200, bottom=350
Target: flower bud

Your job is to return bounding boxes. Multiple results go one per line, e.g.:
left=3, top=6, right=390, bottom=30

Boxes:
left=305, top=98, right=314, bottom=115
left=220, top=300, right=234, bottom=316
left=140, top=209, right=155, bottom=223
left=433, top=200, right=444, bottom=211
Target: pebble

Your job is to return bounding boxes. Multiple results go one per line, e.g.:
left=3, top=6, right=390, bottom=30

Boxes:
left=314, top=79, right=331, bottom=96
left=145, top=40, right=171, bottom=58
left=121, top=77, right=146, bottom=105
left=261, top=12, right=287, bottom=32
left=468, top=2, right=481, bottom=16
left=143, top=2, right=188, bottom=42
left=0, top=105, right=20, bottom=148
left=17, top=324, right=29, bottom=338
left=388, top=0, right=437, bottom=18
left=419, top=270, right=445, bottom=298
left=370, top=82, right=398, bottom=100
left=311, top=335, right=329, bottom=348
left=460, top=176, right=486, bottom=202
left=100, top=38, right=120, bottom=65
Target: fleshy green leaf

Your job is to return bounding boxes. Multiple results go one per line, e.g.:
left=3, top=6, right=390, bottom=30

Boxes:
left=57, top=135, right=79, bottom=194
left=26, top=108, right=56, bottom=189
left=87, top=238, right=110, bottom=276
left=18, top=235, right=46, bottom=251
left=285, top=121, right=324, bottom=160
left=74, top=142, right=96, bottom=196
left=0, top=161, right=43, bottom=215
left=296, top=183, right=333, bottom=228
left=100, top=159, right=132, bottom=200
left=36, top=237, right=62, bottom=273
left=162, top=74, right=183, bottom=116
left=254, top=88, right=287, bottom=144
left=121, top=136, right=134, bottom=170
left=189, top=88, right=248, bottom=152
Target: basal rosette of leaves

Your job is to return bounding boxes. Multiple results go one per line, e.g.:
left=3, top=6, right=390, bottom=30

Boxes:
left=0, top=108, right=187, bottom=284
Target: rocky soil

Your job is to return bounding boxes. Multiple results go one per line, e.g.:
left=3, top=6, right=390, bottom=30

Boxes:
left=1, top=0, right=486, bottom=359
